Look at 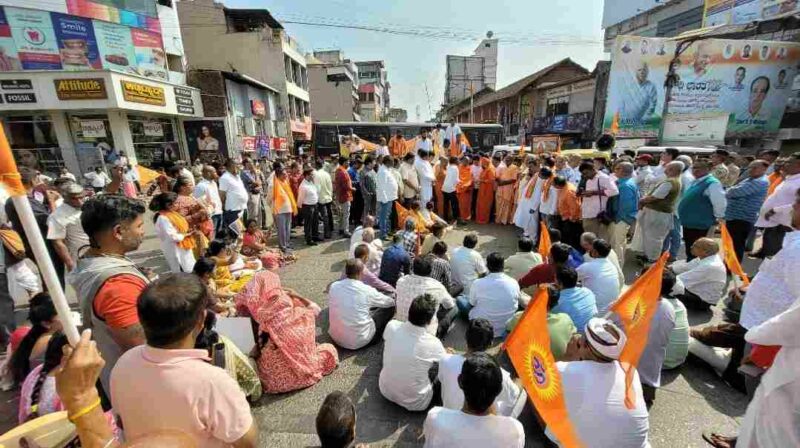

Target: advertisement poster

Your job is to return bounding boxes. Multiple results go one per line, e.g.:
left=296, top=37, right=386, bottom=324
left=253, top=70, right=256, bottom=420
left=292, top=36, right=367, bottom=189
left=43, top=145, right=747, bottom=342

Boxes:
left=5, top=7, right=62, bottom=70
left=183, top=120, right=228, bottom=164
left=761, top=0, right=800, bottom=20
left=131, top=28, right=167, bottom=80
left=732, top=0, right=761, bottom=23
left=603, top=36, right=800, bottom=139
left=80, top=120, right=107, bottom=138
left=52, top=13, right=102, bottom=70
left=92, top=20, right=136, bottom=73
left=703, top=0, right=733, bottom=27
left=704, top=0, right=800, bottom=25
left=0, top=9, right=21, bottom=72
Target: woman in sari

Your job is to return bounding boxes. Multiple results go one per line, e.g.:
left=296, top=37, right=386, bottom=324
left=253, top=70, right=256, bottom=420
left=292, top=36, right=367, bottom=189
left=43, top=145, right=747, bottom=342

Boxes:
left=495, top=155, right=519, bottom=224
left=242, top=219, right=295, bottom=270
left=173, top=176, right=213, bottom=259
left=206, top=240, right=261, bottom=293
left=456, top=157, right=473, bottom=221
left=475, top=157, right=496, bottom=224
left=235, top=270, right=338, bottom=393
left=434, top=156, right=447, bottom=216
left=150, top=192, right=198, bottom=273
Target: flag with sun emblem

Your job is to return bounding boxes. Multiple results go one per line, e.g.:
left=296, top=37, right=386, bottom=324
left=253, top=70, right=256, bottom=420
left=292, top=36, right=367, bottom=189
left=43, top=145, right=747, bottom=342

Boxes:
left=505, top=287, right=584, bottom=447
left=608, top=251, right=669, bottom=409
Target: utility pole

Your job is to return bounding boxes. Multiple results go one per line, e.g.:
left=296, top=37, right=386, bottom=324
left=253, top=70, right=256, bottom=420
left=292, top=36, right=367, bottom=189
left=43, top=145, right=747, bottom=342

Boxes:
left=424, top=82, right=433, bottom=121
left=658, top=38, right=702, bottom=143
left=416, top=105, right=421, bottom=122
left=469, top=81, right=475, bottom=124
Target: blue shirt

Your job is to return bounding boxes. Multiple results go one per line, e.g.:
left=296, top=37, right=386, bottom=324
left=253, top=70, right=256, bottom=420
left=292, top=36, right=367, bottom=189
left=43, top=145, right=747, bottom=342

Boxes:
left=611, top=177, right=639, bottom=225
left=566, top=248, right=584, bottom=269
left=348, top=166, right=360, bottom=185
left=552, top=286, right=598, bottom=334
left=725, top=175, right=769, bottom=223
left=379, top=244, right=411, bottom=287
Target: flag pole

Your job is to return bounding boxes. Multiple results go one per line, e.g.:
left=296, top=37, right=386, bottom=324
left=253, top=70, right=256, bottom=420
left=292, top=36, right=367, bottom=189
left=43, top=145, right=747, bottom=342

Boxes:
left=0, top=127, right=80, bottom=345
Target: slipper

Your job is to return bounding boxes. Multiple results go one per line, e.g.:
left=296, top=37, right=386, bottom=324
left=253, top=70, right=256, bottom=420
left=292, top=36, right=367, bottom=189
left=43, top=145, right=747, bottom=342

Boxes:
left=702, top=432, right=736, bottom=448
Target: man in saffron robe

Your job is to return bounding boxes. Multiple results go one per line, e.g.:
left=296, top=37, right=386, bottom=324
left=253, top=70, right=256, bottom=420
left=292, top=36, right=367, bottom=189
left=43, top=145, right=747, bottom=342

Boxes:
left=475, top=158, right=496, bottom=224
left=456, top=157, right=474, bottom=222
left=434, top=155, right=447, bottom=217
left=495, top=155, right=519, bottom=224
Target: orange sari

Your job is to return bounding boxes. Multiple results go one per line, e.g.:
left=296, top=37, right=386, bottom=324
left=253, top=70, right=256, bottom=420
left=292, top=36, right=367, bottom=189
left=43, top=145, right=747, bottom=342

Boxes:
left=434, top=163, right=446, bottom=216
left=456, top=165, right=473, bottom=221
left=475, top=159, right=496, bottom=224
left=495, top=164, right=519, bottom=224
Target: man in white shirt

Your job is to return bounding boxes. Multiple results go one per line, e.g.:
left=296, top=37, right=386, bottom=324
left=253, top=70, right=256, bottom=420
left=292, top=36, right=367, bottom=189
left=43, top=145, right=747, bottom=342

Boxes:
left=550, top=318, right=650, bottom=448
left=538, top=168, right=559, bottom=224
left=348, top=227, right=382, bottom=273
left=379, top=294, right=448, bottom=411
left=424, top=352, right=525, bottom=448
left=297, top=166, right=321, bottom=246
left=578, top=162, right=619, bottom=242
left=576, top=239, right=621, bottom=315
left=581, top=232, right=625, bottom=288
left=218, top=159, right=249, bottom=233
left=376, top=156, right=399, bottom=239
left=46, top=182, right=90, bottom=273
left=400, top=153, right=420, bottom=205
left=450, top=233, right=487, bottom=296
left=463, top=253, right=521, bottom=337
left=638, top=290, right=676, bottom=409
left=314, top=159, right=334, bottom=239
left=328, top=259, right=395, bottom=350
left=437, top=319, right=524, bottom=418
left=395, top=257, right=457, bottom=339
left=375, top=136, right=390, bottom=158
left=671, top=238, right=727, bottom=310
left=83, top=167, right=110, bottom=193
left=193, top=165, right=223, bottom=236
left=414, top=129, right=433, bottom=154
left=634, top=154, right=655, bottom=195
left=441, top=156, right=460, bottom=223
left=415, top=150, right=436, bottom=209
left=754, top=152, right=800, bottom=257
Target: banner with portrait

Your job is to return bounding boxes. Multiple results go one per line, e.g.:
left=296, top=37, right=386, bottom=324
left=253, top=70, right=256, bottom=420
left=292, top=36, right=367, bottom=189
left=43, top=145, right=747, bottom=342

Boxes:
left=183, top=120, right=229, bottom=165
left=603, top=35, right=800, bottom=139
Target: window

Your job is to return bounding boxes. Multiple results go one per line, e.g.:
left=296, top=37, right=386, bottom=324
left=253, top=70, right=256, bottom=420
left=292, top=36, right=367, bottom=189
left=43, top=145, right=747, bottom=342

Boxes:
left=127, top=115, right=179, bottom=169
left=285, top=56, right=292, bottom=82
left=657, top=6, right=704, bottom=37
left=2, top=115, right=63, bottom=174
left=546, top=96, right=569, bottom=117
left=167, top=53, right=183, bottom=73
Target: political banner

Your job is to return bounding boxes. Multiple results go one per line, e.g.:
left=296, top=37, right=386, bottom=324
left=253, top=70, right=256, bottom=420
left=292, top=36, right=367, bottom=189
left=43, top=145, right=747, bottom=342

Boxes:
left=703, top=0, right=734, bottom=27
left=52, top=13, right=102, bottom=70
left=93, top=20, right=136, bottom=73
left=5, top=7, right=61, bottom=70
left=703, top=0, right=800, bottom=26
left=603, top=36, right=800, bottom=139
left=0, top=8, right=21, bottom=72
left=131, top=28, right=167, bottom=80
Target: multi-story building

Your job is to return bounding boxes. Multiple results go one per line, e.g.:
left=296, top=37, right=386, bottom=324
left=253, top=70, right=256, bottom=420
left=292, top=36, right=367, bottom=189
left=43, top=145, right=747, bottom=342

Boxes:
left=387, top=107, right=408, bottom=123
left=355, top=60, right=387, bottom=121
left=0, top=0, right=204, bottom=175
left=601, top=0, right=705, bottom=52
left=177, top=0, right=312, bottom=152
left=307, top=50, right=360, bottom=121
left=444, top=34, right=499, bottom=105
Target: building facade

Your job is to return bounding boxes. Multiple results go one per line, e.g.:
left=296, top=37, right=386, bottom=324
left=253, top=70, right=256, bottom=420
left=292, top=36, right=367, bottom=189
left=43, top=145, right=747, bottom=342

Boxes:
left=307, top=50, right=360, bottom=121
left=444, top=35, right=499, bottom=105
left=0, top=0, right=204, bottom=176
left=387, top=107, right=408, bottom=123
left=602, top=0, right=705, bottom=52
left=355, top=60, right=387, bottom=121
left=177, top=0, right=312, bottom=151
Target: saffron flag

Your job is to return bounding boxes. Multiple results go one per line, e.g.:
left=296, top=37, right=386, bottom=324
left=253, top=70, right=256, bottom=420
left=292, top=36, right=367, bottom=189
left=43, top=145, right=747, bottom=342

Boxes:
left=136, top=165, right=160, bottom=187
left=720, top=223, right=751, bottom=286
left=538, top=221, right=551, bottom=259
left=505, top=287, right=584, bottom=447
left=395, top=202, right=409, bottom=231
left=0, top=125, right=25, bottom=196
left=608, top=251, right=669, bottom=409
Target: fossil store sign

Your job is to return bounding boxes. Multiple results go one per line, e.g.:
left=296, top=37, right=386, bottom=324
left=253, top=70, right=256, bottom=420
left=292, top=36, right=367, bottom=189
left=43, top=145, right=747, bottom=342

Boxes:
left=54, top=78, right=108, bottom=100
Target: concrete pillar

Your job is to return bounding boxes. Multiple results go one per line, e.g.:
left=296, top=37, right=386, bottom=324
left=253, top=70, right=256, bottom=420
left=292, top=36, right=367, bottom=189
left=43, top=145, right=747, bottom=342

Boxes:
left=50, top=111, right=80, bottom=175
left=108, top=110, right=137, bottom=166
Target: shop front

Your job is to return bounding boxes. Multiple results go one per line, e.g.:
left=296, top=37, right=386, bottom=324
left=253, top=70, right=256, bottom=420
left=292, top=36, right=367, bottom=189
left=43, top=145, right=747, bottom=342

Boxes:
left=0, top=70, right=203, bottom=176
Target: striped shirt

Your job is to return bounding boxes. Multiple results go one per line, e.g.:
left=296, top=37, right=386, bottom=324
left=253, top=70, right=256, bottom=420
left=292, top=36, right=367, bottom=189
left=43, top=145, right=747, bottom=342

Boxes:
left=725, top=175, right=769, bottom=223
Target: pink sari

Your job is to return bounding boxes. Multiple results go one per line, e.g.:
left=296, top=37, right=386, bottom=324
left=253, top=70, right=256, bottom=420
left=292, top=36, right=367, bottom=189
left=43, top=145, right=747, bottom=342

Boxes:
left=235, top=271, right=338, bottom=393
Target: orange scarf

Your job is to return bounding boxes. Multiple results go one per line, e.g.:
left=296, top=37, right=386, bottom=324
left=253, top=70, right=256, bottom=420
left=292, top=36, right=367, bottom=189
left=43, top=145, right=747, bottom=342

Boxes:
left=273, top=176, right=298, bottom=215
left=524, top=176, right=539, bottom=199
left=767, top=172, right=783, bottom=196
left=541, top=177, right=554, bottom=202
left=162, top=211, right=196, bottom=251
left=0, top=228, right=25, bottom=258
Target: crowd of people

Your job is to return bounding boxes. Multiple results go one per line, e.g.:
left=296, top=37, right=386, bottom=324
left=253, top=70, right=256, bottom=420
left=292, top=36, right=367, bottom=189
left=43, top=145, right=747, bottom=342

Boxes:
left=0, top=133, right=798, bottom=447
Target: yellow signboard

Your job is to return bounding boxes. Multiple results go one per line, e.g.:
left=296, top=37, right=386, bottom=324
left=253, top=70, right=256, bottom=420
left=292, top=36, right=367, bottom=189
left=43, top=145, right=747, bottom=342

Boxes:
left=120, top=80, right=165, bottom=106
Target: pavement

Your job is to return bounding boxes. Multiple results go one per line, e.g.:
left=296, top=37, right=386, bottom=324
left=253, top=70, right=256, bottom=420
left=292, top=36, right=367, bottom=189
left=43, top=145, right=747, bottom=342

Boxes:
left=0, top=220, right=752, bottom=447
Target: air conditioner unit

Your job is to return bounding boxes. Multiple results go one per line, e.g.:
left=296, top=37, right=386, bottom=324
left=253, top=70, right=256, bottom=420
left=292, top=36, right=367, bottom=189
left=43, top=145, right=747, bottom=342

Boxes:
left=244, top=117, right=257, bottom=135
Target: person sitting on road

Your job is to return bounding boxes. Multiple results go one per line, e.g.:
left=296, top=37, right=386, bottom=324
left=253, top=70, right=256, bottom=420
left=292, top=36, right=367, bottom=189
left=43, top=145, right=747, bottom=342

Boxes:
left=580, top=232, right=623, bottom=287
left=328, top=259, right=396, bottom=350
left=395, top=257, right=457, bottom=339
left=507, top=285, right=577, bottom=360
left=576, top=239, right=621, bottom=315
left=337, top=244, right=395, bottom=295
left=551, top=266, right=597, bottom=335
left=425, top=241, right=460, bottom=296
left=503, top=237, right=543, bottom=282
left=459, top=253, right=521, bottom=338
left=378, top=233, right=412, bottom=287
left=423, top=352, right=525, bottom=447
left=670, top=237, right=727, bottom=311
left=420, top=223, right=446, bottom=257
left=348, top=227, right=383, bottom=273
left=661, top=270, right=690, bottom=370
left=518, top=243, right=571, bottom=290
left=316, top=391, right=358, bottom=448
left=379, top=294, right=448, bottom=411
left=396, top=217, right=420, bottom=258
left=450, top=233, right=487, bottom=295
left=437, top=318, right=524, bottom=417
left=638, top=269, right=677, bottom=409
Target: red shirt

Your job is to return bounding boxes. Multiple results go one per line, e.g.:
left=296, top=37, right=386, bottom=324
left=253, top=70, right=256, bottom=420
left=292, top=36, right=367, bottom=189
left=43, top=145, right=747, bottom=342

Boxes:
left=93, top=274, right=147, bottom=329
left=518, top=263, right=557, bottom=289
left=334, top=167, right=353, bottom=203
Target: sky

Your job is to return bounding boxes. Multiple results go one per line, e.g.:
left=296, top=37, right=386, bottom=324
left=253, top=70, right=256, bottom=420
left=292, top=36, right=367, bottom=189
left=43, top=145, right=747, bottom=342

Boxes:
left=225, top=0, right=608, bottom=121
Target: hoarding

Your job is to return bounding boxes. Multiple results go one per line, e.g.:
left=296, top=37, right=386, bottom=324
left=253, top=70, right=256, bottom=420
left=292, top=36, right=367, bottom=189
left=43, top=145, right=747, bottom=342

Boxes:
left=52, top=13, right=102, bottom=70
left=184, top=120, right=229, bottom=164
left=603, top=36, right=800, bottom=139
left=0, top=8, right=20, bottom=72
left=93, top=20, right=137, bottom=73
left=6, top=7, right=61, bottom=70
left=703, top=0, right=800, bottom=26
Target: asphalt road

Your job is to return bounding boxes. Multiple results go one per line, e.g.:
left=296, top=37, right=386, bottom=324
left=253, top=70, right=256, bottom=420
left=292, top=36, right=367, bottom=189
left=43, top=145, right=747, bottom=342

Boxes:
left=0, top=220, right=751, bottom=447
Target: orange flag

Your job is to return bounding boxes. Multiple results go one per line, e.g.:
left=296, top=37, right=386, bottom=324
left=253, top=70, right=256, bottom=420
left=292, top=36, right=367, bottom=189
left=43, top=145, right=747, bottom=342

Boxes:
left=505, top=287, right=584, bottom=447
left=395, top=202, right=409, bottom=231
left=0, top=125, right=25, bottom=196
left=720, top=223, right=750, bottom=286
left=610, top=111, right=620, bottom=136
left=136, top=165, right=160, bottom=186
left=538, top=221, right=551, bottom=259
left=607, top=251, right=669, bottom=409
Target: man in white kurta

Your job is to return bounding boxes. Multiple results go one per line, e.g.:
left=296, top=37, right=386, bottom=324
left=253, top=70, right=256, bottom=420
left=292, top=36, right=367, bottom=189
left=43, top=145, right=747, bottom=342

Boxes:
left=514, top=164, right=543, bottom=241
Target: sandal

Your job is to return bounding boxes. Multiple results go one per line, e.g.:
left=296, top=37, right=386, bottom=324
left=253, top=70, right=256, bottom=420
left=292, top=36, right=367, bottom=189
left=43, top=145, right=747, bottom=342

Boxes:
left=702, top=432, right=736, bottom=448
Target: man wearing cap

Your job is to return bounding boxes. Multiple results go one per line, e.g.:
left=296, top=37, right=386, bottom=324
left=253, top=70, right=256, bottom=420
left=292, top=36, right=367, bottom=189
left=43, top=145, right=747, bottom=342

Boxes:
left=548, top=318, right=650, bottom=448
left=47, top=182, right=90, bottom=273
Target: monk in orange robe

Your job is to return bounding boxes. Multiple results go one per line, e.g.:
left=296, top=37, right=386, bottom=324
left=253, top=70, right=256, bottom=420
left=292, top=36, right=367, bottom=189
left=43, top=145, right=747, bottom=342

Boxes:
left=434, top=157, right=447, bottom=217
left=495, top=155, right=519, bottom=224
left=475, top=158, right=496, bottom=224
left=456, top=158, right=473, bottom=221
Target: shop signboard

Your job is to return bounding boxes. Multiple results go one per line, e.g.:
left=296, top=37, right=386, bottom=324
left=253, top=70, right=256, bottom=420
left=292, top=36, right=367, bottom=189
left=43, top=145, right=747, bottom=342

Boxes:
left=251, top=99, right=266, bottom=117
left=52, top=13, right=102, bottom=70
left=241, top=136, right=256, bottom=151
left=4, top=92, right=36, bottom=103
left=54, top=78, right=107, bottom=100
left=183, top=120, right=228, bottom=163
left=80, top=120, right=106, bottom=138
left=120, top=79, right=165, bottom=106
left=93, top=20, right=137, bottom=74
left=174, top=86, right=196, bottom=115
left=131, top=28, right=167, bottom=81
left=603, top=36, right=800, bottom=139
left=663, top=112, right=729, bottom=144
left=1, top=79, right=32, bottom=90
left=0, top=8, right=21, bottom=72
left=143, top=121, right=163, bottom=137
left=5, top=7, right=62, bottom=70
left=531, top=135, right=561, bottom=153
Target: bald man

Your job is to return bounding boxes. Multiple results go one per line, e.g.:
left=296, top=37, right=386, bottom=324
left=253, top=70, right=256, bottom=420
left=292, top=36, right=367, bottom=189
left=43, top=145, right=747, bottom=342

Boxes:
left=671, top=238, right=727, bottom=311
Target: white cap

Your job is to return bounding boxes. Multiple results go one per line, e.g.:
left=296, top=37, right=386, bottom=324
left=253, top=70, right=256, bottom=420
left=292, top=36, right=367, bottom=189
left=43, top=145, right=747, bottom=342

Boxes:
left=585, top=317, right=627, bottom=361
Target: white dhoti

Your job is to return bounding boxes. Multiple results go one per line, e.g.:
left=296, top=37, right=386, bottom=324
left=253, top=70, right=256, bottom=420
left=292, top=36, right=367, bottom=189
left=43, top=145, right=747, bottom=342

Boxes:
left=639, top=208, right=673, bottom=261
